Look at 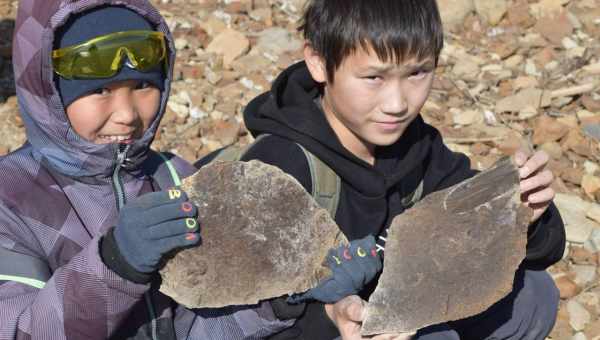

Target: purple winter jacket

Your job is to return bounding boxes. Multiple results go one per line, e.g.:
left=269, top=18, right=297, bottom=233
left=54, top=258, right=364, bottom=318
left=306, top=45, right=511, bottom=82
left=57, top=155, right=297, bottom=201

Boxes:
left=0, top=1, right=292, bottom=339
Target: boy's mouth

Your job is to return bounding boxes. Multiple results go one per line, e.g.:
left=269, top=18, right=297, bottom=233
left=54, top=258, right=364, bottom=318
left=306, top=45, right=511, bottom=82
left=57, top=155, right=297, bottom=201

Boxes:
left=98, top=134, right=134, bottom=144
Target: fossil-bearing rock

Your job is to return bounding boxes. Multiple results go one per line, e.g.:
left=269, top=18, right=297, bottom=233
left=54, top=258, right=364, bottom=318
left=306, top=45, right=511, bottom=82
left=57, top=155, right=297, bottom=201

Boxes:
left=362, top=157, right=532, bottom=335
left=159, top=160, right=346, bottom=308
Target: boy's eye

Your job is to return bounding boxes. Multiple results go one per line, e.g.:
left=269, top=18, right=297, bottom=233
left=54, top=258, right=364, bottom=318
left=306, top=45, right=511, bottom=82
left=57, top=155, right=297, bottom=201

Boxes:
left=409, top=69, right=431, bottom=79
left=92, top=87, right=110, bottom=96
left=363, top=75, right=383, bottom=82
left=135, top=81, right=156, bottom=90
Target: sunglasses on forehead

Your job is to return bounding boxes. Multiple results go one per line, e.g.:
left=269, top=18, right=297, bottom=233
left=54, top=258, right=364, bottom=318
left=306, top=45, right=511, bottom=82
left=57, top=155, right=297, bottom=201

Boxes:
left=52, top=30, right=167, bottom=79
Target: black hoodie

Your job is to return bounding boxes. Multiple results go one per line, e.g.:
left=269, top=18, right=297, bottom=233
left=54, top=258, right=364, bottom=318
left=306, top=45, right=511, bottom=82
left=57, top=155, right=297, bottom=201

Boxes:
left=241, top=62, right=566, bottom=340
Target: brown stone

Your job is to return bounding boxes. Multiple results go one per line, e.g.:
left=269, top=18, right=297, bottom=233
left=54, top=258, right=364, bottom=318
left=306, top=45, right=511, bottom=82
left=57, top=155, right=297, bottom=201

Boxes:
left=362, top=157, right=531, bottom=335
left=532, top=115, right=570, bottom=145
left=571, top=246, right=599, bottom=266
left=507, top=0, right=535, bottom=27
left=555, top=275, right=581, bottom=299
left=534, top=12, right=574, bottom=45
left=159, top=160, right=346, bottom=308
left=179, top=64, right=204, bottom=80
left=561, top=168, right=584, bottom=186
left=562, top=130, right=596, bottom=158
left=582, top=95, right=600, bottom=112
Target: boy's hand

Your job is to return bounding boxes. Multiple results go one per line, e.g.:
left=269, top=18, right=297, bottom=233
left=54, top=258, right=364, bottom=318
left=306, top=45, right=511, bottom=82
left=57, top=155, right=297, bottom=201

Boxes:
left=287, top=235, right=382, bottom=304
left=514, top=150, right=555, bottom=223
left=325, top=295, right=415, bottom=340
left=113, top=188, right=201, bottom=273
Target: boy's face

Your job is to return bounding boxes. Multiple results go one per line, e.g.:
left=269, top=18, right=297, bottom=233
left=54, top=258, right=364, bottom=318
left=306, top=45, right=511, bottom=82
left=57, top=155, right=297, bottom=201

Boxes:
left=65, top=79, right=160, bottom=144
left=305, top=45, right=435, bottom=161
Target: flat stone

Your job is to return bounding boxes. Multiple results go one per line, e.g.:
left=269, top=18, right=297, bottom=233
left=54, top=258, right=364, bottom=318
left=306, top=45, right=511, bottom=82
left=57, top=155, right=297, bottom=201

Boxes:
left=571, top=264, right=598, bottom=287
left=495, top=88, right=543, bottom=113
left=582, top=174, right=600, bottom=200
left=362, top=157, right=531, bottom=335
left=554, top=194, right=599, bottom=243
left=583, top=123, right=600, bottom=142
left=206, top=29, right=250, bottom=68
left=474, top=0, right=507, bottom=25
left=437, top=0, right=475, bottom=30
left=254, top=28, right=302, bottom=55
left=160, top=160, right=346, bottom=308
left=585, top=203, right=600, bottom=223
left=532, top=115, right=570, bottom=145
left=584, top=229, right=600, bottom=253
left=568, top=299, right=592, bottom=332
left=555, top=274, right=581, bottom=299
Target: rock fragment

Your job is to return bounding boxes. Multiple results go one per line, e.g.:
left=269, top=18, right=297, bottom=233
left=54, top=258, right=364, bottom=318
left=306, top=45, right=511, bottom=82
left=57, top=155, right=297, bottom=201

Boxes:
left=159, top=160, right=346, bottom=308
left=362, top=157, right=531, bottom=335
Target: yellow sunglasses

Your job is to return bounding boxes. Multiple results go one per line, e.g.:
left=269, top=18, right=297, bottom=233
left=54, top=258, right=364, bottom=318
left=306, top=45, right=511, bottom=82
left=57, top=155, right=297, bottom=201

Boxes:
left=52, top=30, right=167, bottom=79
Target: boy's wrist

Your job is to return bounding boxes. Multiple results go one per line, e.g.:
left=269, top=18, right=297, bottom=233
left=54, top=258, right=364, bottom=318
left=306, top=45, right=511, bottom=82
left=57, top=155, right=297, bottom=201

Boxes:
left=100, top=227, right=155, bottom=284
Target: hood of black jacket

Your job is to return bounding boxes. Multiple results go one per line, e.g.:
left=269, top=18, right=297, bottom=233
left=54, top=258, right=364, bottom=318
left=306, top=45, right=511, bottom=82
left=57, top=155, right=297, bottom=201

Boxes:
left=244, top=61, right=438, bottom=198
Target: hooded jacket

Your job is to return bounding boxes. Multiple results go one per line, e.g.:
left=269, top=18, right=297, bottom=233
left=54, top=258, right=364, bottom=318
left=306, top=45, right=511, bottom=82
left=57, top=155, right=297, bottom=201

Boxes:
left=242, top=62, right=566, bottom=339
left=0, top=1, right=291, bottom=339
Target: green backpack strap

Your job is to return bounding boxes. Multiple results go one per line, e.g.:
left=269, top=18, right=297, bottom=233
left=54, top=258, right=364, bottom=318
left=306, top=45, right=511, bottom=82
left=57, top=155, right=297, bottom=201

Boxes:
left=295, top=144, right=341, bottom=219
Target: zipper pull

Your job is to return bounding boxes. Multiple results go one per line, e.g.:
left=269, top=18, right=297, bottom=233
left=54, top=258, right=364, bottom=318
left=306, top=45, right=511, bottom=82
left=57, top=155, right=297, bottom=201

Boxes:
left=115, top=144, right=132, bottom=168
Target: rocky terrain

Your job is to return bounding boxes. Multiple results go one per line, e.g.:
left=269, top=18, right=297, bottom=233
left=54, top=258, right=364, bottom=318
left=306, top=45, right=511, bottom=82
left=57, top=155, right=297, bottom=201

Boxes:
left=0, top=0, right=599, bottom=338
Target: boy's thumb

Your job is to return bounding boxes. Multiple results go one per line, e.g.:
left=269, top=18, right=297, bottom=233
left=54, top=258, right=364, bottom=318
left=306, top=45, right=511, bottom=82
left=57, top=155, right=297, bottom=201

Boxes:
left=341, top=295, right=367, bottom=322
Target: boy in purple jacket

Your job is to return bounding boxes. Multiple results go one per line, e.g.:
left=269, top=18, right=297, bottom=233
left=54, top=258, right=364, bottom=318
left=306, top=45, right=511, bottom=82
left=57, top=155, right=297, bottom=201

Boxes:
left=0, top=1, right=300, bottom=339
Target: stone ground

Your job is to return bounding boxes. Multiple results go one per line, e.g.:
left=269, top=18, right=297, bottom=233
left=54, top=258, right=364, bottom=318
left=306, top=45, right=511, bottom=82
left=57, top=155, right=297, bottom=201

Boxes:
left=0, top=0, right=599, bottom=338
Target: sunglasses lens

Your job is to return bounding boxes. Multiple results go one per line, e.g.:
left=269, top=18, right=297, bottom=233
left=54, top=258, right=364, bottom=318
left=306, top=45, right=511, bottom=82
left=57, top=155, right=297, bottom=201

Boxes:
left=127, top=35, right=165, bottom=71
left=70, top=44, right=120, bottom=78
left=52, top=31, right=166, bottom=79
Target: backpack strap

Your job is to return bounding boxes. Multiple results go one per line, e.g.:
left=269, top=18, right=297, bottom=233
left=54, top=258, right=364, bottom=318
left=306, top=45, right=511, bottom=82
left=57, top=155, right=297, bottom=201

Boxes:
left=401, top=178, right=424, bottom=208
left=295, top=144, right=341, bottom=219
left=0, top=246, right=50, bottom=289
left=144, top=151, right=182, bottom=190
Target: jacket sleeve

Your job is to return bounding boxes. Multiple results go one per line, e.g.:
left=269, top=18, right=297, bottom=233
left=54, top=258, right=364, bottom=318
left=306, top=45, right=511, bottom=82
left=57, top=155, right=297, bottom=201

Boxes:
left=0, top=203, right=150, bottom=340
left=423, top=126, right=566, bottom=269
left=174, top=301, right=295, bottom=339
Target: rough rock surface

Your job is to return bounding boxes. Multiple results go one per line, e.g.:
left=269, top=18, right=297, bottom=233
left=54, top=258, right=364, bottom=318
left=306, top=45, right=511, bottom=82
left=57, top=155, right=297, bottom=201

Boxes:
left=362, top=157, right=532, bottom=335
left=159, top=160, right=346, bottom=308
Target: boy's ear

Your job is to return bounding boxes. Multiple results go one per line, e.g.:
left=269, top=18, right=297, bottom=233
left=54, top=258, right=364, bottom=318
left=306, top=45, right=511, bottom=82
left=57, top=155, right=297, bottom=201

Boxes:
left=304, top=43, right=327, bottom=83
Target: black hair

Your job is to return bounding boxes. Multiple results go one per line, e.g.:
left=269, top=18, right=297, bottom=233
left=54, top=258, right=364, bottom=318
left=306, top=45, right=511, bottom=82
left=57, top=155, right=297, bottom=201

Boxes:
left=299, top=0, right=444, bottom=82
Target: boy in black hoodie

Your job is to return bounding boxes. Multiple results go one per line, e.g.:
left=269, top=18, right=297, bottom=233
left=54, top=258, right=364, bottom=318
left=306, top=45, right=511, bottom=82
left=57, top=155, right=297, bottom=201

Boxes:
left=239, top=0, right=566, bottom=339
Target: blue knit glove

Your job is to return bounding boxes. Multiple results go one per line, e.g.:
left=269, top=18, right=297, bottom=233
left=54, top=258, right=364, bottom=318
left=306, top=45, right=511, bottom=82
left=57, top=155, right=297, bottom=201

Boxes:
left=287, top=235, right=382, bottom=304
left=113, top=188, right=201, bottom=273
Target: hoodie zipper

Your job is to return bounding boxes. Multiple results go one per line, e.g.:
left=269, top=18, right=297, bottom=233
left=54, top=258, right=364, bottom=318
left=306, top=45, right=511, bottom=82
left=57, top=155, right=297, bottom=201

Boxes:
left=111, top=144, right=159, bottom=340
left=112, top=144, right=130, bottom=211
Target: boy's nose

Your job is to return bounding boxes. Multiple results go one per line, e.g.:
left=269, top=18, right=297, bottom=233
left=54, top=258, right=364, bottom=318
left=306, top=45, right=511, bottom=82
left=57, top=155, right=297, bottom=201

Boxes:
left=111, top=93, right=139, bottom=125
left=380, top=89, right=408, bottom=116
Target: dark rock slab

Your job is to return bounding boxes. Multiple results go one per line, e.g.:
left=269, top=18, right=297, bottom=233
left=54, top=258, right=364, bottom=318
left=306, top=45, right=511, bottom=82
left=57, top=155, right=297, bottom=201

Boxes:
left=159, top=160, right=346, bottom=308
left=362, top=157, right=531, bottom=335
